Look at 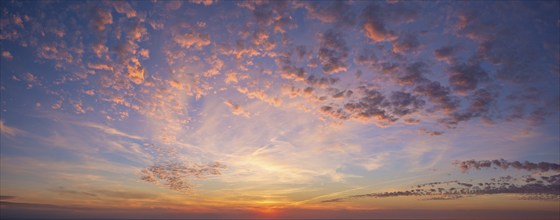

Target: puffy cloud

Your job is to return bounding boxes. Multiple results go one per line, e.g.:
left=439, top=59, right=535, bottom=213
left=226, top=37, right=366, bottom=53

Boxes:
left=447, top=63, right=489, bottom=94
left=361, top=4, right=397, bottom=42
left=138, top=48, right=149, bottom=59
left=165, top=0, right=183, bottom=10
left=224, top=100, right=250, bottom=118
left=414, top=81, right=458, bottom=113
left=91, top=7, right=113, bottom=32
left=392, top=34, right=420, bottom=54
left=396, top=62, right=429, bottom=86
left=92, top=43, right=108, bottom=58
left=224, top=71, right=239, bottom=84
left=37, top=43, right=73, bottom=64
left=127, top=23, right=148, bottom=42
left=241, top=1, right=295, bottom=33
left=318, top=29, right=349, bottom=74
left=237, top=87, right=281, bottom=107
left=354, top=48, right=377, bottom=67
left=112, top=1, right=137, bottom=18
left=87, top=62, right=113, bottom=71
left=72, top=101, right=88, bottom=114
left=389, top=91, right=424, bottom=116
left=127, top=62, right=145, bottom=84
left=296, top=1, right=355, bottom=26
left=174, top=33, right=211, bottom=49
left=252, top=30, right=275, bottom=51
left=434, top=46, right=457, bottom=63
left=140, top=162, right=225, bottom=192
left=189, top=0, right=217, bottom=6
left=2, top=51, right=13, bottom=60
left=344, top=88, right=395, bottom=124
left=305, top=75, right=339, bottom=89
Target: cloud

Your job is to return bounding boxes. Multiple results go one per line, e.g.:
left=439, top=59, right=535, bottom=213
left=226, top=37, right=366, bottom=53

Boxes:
left=418, top=129, right=443, bottom=136
left=91, top=7, right=113, bottom=32
left=340, top=87, right=395, bottom=124
left=112, top=1, right=137, bottom=18
left=317, top=29, right=349, bottom=74
left=224, top=100, right=250, bottom=118
left=251, top=30, right=276, bottom=51
left=237, top=87, right=281, bottom=107
left=361, top=4, right=397, bottom=42
left=389, top=91, right=424, bottom=116
left=0, top=120, right=25, bottom=137
left=305, top=75, right=339, bottom=89
left=127, top=61, right=145, bottom=84
left=37, top=43, right=74, bottom=64
left=165, top=0, right=183, bottom=10
left=92, top=43, right=109, bottom=58
left=224, top=71, right=239, bottom=84
left=323, top=160, right=560, bottom=203
left=296, top=1, right=355, bottom=26
left=87, top=62, right=113, bottom=71
left=174, top=33, right=211, bottom=49
left=447, top=63, right=489, bottom=94
left=318, top=86, right=426, bottom=126
left=354, top=48, right=377, bottom=67
left=392, top=34, right=420, bottom=54
left=453, top=159, right=560, bottom=173
left=2, top=51, right=13, bottom=60
left=140, top=161, right=226, bottom=192
left=414, top=81, right=458, bottom=113
left=189, top=0, right=217, bottom=6
left=434, top=46, right=457, bottom=63
left=396, top=62, right=429, bottom=86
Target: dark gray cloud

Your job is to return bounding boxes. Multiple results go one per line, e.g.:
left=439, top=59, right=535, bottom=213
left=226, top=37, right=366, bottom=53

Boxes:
left=397, top=62, right=429, bottom=86
left=320, top=87, right=428, bottom=126
left=242, top=1, right=296, bottom=33
left=454, top=159, right=560, bottom=173
left=323, top=160, right=560, bottom=203
left=434, top=46, right=457, bottom=63
left=392, top=34, right=421, bottom=54
left=440, top=88, right=497, bottom=127
left=389, top=91, right=424, bottom=116
left=343, top=87, right=395, bottom=123
left=318, top=29, right=349, bottom=74
left=447, top=63, right=489, bottom=94
left=419, top=128, right=443, bottom=136
left=305, top=75, right=339, bottom=89
left=414, top=81, right=458, bottom=114
left=354, top=48, right=377, bottom=68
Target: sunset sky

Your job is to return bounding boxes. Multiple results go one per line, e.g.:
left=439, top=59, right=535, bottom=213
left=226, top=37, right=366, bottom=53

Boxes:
left=1, top=0, right=559, bottom=219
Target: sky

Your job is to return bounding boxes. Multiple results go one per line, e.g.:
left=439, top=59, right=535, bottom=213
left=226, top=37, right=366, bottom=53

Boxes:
left=0, top=0, right=559, bottom=219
